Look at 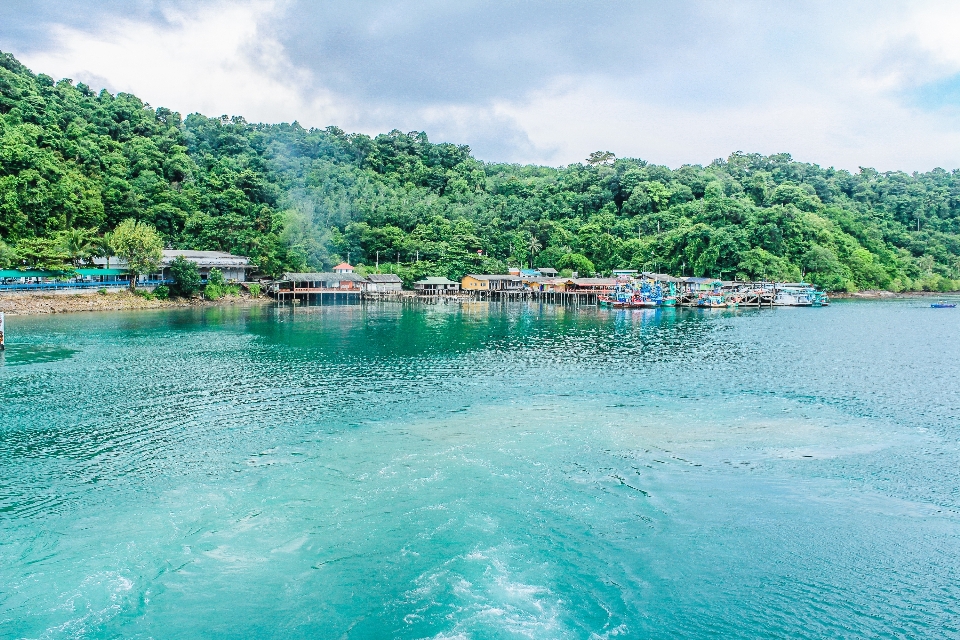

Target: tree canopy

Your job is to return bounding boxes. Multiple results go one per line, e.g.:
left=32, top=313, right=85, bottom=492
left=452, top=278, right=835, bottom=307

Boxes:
left=2, top=50, right=959, bottom=291
left=111, top=218, right=162, bottom=289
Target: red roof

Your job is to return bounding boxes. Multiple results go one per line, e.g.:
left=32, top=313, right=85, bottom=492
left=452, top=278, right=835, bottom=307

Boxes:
left=333, top=263, right=354, bottom=270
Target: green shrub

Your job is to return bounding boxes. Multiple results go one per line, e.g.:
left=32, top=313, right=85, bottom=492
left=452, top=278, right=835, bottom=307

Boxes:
left=207, top=268, right=225, bottom=287
left=204, top=283, right=224, bottom=300
left=98, top=287, right=108, bottom=295
left=224, top=284, right=241, bottom=297
left=134, top=289, right=155, bottom=300
left=169, top=256, right=201, bottom=298
left=248, top=283, right=261, bottom=298
left=153, top=285, right=170, bottom=300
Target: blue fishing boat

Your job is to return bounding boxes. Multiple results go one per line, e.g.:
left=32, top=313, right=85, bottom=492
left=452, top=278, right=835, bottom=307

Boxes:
left=931, top=301, right=956, bottom=308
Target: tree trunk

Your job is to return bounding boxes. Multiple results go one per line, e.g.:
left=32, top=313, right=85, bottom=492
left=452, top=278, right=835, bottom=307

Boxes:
left=129, top=273, right=137, bottom=291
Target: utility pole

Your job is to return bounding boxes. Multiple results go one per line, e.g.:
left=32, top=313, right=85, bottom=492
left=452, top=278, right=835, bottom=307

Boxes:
left=376, top=251, right=379, bottom=269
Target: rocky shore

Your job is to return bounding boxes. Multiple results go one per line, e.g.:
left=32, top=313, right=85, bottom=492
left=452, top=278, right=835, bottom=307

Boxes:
left=0, top=289, right=271, bottom=316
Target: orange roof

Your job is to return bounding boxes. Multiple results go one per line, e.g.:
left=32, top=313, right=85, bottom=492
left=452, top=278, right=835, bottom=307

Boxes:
left=333, top=263, right=354, bottom=270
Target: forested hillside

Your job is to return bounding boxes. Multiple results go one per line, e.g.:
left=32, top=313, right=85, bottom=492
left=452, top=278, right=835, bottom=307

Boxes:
left=2, top=50, right=959, bottom=291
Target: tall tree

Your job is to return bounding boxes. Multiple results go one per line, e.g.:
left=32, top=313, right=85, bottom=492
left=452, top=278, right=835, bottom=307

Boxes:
left=111, top=219, right=163, bottom=290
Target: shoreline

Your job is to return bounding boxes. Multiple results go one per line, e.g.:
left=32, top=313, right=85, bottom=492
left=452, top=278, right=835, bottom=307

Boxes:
left=1, top=288, right=956, bottom=317
left=0, top=289, right=272, bottom=316
left=829, top=290, right=959, bottom=299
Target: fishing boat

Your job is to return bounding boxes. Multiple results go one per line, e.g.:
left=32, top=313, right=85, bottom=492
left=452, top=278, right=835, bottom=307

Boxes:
left=931, top=301, right=956, bottom=308
left=697, top=294, right=729, bottom=308
left=629, top=295, right=661, bottom=308
left=773, top=284, right=814, bottom=306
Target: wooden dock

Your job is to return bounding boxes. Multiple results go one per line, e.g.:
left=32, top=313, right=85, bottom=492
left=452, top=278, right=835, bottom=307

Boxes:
left=270, top=283, right=783, bottom=308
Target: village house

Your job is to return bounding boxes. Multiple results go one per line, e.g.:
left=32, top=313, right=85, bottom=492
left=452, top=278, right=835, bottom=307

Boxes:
left=461, top=274, right=523, bottom=291
left=365, top=273, right=403, bottom=292
left=529, top=277, right=575, bottom=292
left=570, top=277, right=617, bottom=293
left=95, top=250, right=253, bottom=283
left=414, top=277, right=460, bottom=295
left=280, top=272, right=366, bottom=291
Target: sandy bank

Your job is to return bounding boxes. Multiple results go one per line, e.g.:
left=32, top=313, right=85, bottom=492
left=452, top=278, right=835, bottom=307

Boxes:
left=0, top=289, right=272, bottom=316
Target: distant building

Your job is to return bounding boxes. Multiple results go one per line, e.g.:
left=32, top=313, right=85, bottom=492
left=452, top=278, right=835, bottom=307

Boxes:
left=281, top=272, right=366, bottom=290
left=333, top=262, right=355, bottom=274
left=536, top=267, right=558, bottom=277
left=611, top=269, right=638, bottom=278
left=570, top=278, right=617, bottom=292
left=682, top=277, right=723, bottom=291
left=414, top=277, right=460, bottom=295
left=461, top=274, right=523, bottom=291
left=365, top=273, right=403, bottom=292
left=96, top=250, right=253, bottom=282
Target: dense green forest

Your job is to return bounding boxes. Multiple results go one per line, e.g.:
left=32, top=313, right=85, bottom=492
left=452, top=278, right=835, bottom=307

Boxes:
left=2, top=50, right=960, bottom=291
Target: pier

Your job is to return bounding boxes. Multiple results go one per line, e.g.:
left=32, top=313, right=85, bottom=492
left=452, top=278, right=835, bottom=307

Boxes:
left=266, top=272, right=823, bottom=309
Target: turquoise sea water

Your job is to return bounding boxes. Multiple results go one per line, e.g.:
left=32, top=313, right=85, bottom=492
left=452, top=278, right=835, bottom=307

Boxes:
left=1, top=299, right=959, bottom=638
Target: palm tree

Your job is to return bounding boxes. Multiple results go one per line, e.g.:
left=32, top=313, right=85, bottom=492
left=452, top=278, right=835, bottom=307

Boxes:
left=56, top=228, right=96, bottom=267
left=92, top=232, right=115, bottom=269
left=526, top=234, right=542, bottom=268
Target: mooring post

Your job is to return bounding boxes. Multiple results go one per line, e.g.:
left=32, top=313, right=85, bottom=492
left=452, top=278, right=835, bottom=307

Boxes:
left=0, top=311, right=5, bottom=351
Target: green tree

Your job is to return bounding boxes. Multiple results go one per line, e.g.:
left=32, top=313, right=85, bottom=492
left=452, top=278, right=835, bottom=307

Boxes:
left=526, top=233, right=542, bottom=268
left=586, top=151, right=616, bottom=166
left=55, top=228, right=97, bottom=266
left=207, top=268, right=225, bottom=286
left=91, top=232, right=115, bottom=269
left=0, top=240, right=15, bottom=269
left=14, top=237, right=73, bottom=271
left=111, top=218, right=163, bottom=290
left=557, top=252, right=595, bottom=276
left=168, top=255, right=201, bottom=298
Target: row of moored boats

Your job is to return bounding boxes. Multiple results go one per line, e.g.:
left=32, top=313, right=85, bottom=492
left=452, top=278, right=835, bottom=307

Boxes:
left=598, top=281, right=830, bottom=308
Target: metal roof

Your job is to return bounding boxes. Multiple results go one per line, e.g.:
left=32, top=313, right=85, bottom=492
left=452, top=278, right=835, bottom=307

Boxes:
left=573, top=278, right=617, bottom=285
left=641, top=272, right=685, bottom=283
left=367, top=274, right=403, bottom=283
left=464, top=274, right=521, bottom=281
left=282, top=272, right=366, bottom=282
left=415, top=277, right=458, bottom=285
left=0, top=270, right=62, bottom=278
left=161, top=250, right=250, bottom=265
left=76, top=268, right=128, bottom=276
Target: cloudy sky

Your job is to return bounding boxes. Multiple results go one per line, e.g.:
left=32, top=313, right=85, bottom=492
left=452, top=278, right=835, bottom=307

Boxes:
left=3, top=0, right=960, bottom=170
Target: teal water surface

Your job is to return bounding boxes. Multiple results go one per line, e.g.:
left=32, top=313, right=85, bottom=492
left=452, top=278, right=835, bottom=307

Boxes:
left=1, top=300, right=959, bottom=638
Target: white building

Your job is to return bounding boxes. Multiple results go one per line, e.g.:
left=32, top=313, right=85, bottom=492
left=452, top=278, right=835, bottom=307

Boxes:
left=96, top=250, right=253, bottom=282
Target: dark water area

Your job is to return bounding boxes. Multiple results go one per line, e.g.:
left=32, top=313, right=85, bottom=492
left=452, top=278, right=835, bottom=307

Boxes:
left=1, top=300, right=959, bottom=638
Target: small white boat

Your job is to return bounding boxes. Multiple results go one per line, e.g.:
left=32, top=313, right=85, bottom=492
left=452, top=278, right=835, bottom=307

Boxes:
left=773, top=284, right=814, bottom=306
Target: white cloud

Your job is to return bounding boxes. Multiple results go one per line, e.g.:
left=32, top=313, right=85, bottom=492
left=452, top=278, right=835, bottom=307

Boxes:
left=12, top=0, right=960, bottom=171
left=18, top=0, right=345, bottom=125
